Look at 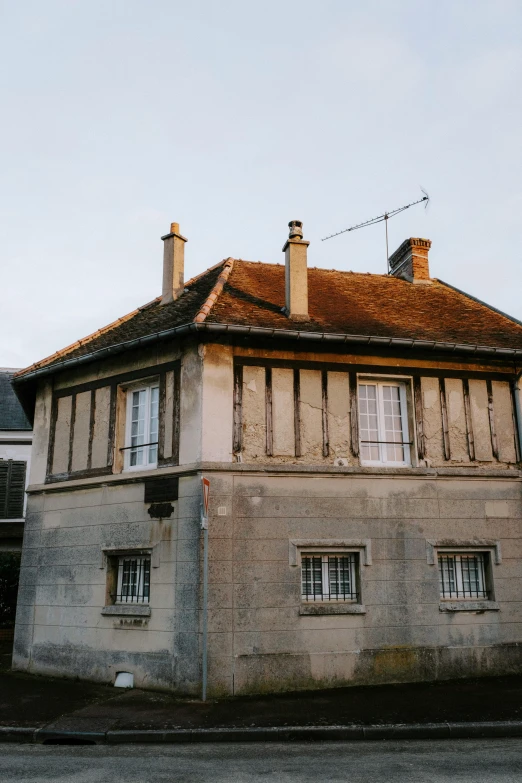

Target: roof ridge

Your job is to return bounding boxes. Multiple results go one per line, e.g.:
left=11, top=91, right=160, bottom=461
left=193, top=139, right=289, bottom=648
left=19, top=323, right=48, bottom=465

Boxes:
left=184, top=259, right=229, bottom=288
left=194, top=258, right=235, bottom=323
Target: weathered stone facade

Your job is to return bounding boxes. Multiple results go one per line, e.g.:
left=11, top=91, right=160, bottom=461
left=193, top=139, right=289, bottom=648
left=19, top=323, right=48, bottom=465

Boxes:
left=11, top=339, right=522, bottom=695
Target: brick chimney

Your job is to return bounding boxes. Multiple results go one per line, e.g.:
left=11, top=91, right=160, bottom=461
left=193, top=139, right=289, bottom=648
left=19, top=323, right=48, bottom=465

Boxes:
left=389, top=237, right=432, bottom=284
left=161, top=222, right=187, bottom=305
left=283, top=220, right=310, bottom=320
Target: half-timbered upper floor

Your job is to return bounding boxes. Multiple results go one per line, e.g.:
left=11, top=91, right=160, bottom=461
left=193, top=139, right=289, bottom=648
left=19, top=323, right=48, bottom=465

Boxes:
left=12, top=223, right=522, bottom=488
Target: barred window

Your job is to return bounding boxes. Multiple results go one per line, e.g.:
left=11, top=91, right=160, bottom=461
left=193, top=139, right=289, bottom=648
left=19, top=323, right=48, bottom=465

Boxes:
left=0, top=460, right=26, bottom=520
left=114, top=556, right=151, bottom=604
left=301, top=553, right=359, bottom=602
left=438, top=553, right=489, bottom=600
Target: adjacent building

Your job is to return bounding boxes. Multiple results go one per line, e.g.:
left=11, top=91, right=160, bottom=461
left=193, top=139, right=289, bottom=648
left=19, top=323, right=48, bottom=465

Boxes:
left=0, top=369, right=32, bottom=552
left=0, top=369, right=33, bottom=639
left=11, top=222, right=522, bottom=695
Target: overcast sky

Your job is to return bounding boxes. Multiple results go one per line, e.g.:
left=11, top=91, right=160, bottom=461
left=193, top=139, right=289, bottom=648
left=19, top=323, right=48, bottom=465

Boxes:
left=1, top=0, right=521, bottom=368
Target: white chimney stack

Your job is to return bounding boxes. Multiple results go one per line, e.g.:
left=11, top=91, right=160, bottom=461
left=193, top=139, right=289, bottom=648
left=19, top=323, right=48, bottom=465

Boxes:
left=283, top=220, right=309, bottom=321
left=161, top=222, right=187, bottom=305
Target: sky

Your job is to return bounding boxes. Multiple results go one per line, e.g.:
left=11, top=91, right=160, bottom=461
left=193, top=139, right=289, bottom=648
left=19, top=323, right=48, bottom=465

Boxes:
left=1, top=0, right=521, bottom=368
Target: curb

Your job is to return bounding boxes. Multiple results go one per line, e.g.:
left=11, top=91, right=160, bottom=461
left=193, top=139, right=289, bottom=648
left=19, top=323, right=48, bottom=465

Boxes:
left=3, top=721, right=522, bottom=744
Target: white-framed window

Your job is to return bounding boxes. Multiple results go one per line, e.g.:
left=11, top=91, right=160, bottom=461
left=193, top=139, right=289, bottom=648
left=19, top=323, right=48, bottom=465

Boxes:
left=124, top=383, right=159, bottom=470
left=301, top=553, right=359, bottom=602
left=438, top=552, right=490, bottom=600
left=358, top=380, right=411, bottom=466
left=115, top=555, right=151, bottom=604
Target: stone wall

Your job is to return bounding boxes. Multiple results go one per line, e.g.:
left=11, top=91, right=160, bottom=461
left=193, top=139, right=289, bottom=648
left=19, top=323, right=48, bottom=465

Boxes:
left=12, top=475, right=201, bottom=693
left=204, top=470, right=522, bottom=695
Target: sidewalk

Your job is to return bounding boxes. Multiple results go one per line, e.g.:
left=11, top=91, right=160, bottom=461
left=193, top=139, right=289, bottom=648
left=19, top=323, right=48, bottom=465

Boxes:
left=2, top=643, right=522, bottom=743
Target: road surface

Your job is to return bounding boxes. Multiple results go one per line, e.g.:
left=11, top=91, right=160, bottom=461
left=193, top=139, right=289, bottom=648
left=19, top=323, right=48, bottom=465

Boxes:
left=1, top=739, right=522, bottom=782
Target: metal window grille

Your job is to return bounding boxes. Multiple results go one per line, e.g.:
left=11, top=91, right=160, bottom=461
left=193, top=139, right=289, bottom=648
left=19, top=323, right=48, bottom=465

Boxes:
left=114, top=556, right=151, bottom=604
left=301, top=554, right=359, bottom=602
left=438, top=553, right=488, bottom=600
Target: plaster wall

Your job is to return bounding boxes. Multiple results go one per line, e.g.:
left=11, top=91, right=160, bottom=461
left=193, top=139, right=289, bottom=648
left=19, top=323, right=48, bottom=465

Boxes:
left=469, top=380, right=494, bottom=462
left=445, top=378, right=468, bottom=462
left=91, top=386, right=111, bottom=469
left=179, top=344, right=203, bottom=465
left=241, top=366, right=266, bottom=461
left=27, top=380, right=52, bottom=486
left=240, top=367, right=518, bottom=470
left=52, top=396, right=72, bottom=474
left=272, top=369, right=295, bottom=456
left=201, top=344, right=234, bottom=463
left=71, top=391, right=91, bottom=473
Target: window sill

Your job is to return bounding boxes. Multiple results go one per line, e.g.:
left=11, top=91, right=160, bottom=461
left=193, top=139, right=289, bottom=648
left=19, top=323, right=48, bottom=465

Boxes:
left=439, top=601, right=499, bottom=613
left=122, top=464, right=158, bottom=474
left=101, top=604, right=151, bottom=617
left=300, top=603, right=366, bottom=616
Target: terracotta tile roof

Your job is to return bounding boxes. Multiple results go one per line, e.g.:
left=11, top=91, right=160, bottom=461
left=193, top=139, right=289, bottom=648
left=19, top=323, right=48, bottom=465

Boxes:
left=15, top=259, right=522, bottom=379
left=208, top=262, right=522, bottom=348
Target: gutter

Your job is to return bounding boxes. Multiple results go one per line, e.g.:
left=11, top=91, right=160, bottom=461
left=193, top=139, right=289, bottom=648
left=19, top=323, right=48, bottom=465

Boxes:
left=13, top=321, right=522, bottom=385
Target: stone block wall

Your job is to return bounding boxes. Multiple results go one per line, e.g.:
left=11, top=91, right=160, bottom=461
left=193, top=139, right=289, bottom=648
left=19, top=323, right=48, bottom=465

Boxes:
left=204, top=470, right=522, bottom=695
left=13, top=475, right=201, bottom=693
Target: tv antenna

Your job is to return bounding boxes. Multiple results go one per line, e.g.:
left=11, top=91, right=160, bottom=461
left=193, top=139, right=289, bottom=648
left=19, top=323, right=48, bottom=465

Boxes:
left=322, top=189, right=430, bottom=273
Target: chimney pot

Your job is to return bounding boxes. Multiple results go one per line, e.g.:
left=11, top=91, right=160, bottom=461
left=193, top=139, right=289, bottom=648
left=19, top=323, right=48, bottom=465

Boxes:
left=283, top=220, right=310, bottom=320
left=389, top=237, right=432, bottom=284
left=161, top=222, right=187, bottom=305
left=288, top=220, right=303, bottom=240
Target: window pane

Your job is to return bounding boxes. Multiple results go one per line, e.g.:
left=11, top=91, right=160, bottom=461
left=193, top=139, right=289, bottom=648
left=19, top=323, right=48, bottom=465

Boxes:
left=148, top=386, right=159, bottom=464
left=358, top=384, right=379, bottom=461
left=438, top=555, right=456, bottom=598
left=301, top=556, right=323, bottom=599
left=130, top=390, right=146, bottom=466
left=328, top=555, right=357, bottom=600
left=382, top=385, right=404, bottom=463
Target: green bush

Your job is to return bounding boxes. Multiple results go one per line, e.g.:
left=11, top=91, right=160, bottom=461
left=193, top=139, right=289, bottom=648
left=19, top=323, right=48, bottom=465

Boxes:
left=0, top=553, right=21, bottom=628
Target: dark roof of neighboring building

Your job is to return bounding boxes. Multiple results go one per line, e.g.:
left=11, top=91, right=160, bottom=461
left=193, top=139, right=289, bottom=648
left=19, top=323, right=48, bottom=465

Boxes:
left=0, top=370, right=32, bottom=429
left=14, top=258, right=522, bottom=380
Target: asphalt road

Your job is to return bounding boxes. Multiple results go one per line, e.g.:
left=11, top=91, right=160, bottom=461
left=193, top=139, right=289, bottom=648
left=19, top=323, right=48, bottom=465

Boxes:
left=1, top=740, right=522, bottom=782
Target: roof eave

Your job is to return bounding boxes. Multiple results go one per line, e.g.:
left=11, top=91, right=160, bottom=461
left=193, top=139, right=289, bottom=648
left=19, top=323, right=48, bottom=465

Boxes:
left=12, top=322, right=522, bottom=386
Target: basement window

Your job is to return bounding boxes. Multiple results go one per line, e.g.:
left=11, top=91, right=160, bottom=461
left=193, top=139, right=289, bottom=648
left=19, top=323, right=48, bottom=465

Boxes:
left=113, top=555, right=151, bottom=604
left=438, top=552, right=491, bottom=601
left=358, top=381, right=411, bottom=466
left=301, top=553, right=359, bottom=602
left=123, top=383, right=159, bottom=470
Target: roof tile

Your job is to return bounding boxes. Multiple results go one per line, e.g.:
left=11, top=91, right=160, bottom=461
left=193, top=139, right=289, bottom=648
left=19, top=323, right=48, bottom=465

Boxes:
left=15, top=260, right=522, bottom=379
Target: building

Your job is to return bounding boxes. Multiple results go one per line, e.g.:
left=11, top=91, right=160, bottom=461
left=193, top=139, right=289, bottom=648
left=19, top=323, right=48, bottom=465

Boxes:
left=11, top=222, right=522, bottom=696
left=0, top=369, right=32, bottom=552
left=0, top=369, right=33, bottom=638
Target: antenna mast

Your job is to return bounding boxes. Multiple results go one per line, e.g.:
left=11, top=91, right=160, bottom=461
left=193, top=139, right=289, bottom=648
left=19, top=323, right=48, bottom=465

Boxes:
left=322, top=190, right=429, bottom=272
